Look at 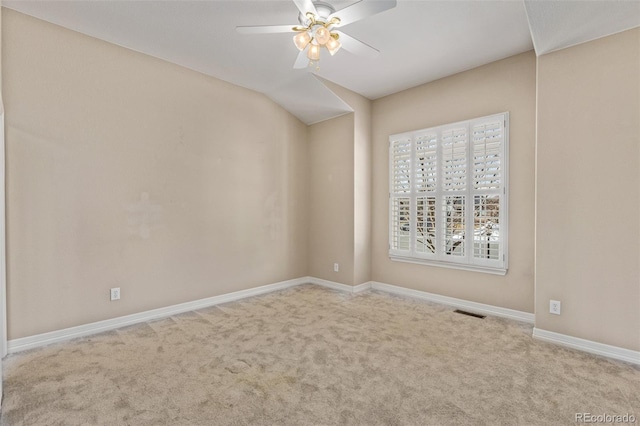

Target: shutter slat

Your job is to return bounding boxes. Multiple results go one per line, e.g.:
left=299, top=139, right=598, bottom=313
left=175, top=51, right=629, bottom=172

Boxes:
left=442, top=128, right=467, bottom=191
left=473, top=194, right=500, bottom=260
left=443, top=195, right=465, bottom=257
left=391, top=197, right=410, bottom=251
left=473, top=121, right=502, bottom=190
left=416, top=134, right=437, bottom=192
left=391, top=138, right=412, bottom=194
left=416, top=196, right=436, bottom=254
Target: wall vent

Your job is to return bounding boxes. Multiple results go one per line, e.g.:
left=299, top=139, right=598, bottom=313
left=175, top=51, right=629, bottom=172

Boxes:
left=454, top=309, right=486, bottom=319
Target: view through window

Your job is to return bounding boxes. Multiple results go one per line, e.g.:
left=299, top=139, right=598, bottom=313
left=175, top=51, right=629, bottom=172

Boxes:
left=389, top=112, right=508, bottom=274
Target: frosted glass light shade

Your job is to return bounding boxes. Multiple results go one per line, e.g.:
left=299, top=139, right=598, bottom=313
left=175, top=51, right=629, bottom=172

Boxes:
left=326, top=37, right=341, bottom=56
left=314, top=26, right=331, bottom=45
left=307, top=44, right=321, bottom=61
left=293, top=32, right=311, bottom=51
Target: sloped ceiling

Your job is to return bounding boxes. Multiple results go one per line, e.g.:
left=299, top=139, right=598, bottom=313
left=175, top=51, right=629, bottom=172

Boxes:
left=524, top=0, right=640, bottom=55
left=3, top=1, right=639, bottom=124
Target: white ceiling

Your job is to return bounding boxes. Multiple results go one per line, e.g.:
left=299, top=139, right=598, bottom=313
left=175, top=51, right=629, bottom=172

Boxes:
left=3, top=0, right=639, bottom=124
left=524, top=0, right=640, bottom=55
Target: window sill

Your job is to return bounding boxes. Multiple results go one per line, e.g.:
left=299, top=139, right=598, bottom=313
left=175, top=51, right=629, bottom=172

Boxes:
left=389, top=255, right=507, bottom=276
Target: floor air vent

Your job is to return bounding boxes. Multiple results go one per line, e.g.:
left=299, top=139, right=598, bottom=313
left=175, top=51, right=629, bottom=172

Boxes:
left=454, top=309, right=486, bottom=319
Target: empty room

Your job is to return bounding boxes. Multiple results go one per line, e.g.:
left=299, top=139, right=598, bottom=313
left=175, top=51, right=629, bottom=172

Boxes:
left=0, top=0, right=638, bottom=424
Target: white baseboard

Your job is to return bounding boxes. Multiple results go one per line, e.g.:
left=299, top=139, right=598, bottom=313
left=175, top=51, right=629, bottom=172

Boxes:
left=353, top=281, right=373, bottom=293
left=370, top=281, right=535, bottom=324
left=8, top=277, right=308, bottom=354
left=533, top=328, right=640, bottom=365
left=8, top=277, right=532, bottom=354
left=13, top=277, right=637, bottom=366
left=307, top=277, right=372, bottom=294
left=8, top=277, right=373, bottom=354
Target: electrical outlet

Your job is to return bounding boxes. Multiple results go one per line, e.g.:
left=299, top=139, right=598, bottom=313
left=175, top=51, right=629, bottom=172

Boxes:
left=110, top=287, right=121, bottom=301
left=333, top=263, right=339, bottom=272
left=549, top=300, right=561, bottom=315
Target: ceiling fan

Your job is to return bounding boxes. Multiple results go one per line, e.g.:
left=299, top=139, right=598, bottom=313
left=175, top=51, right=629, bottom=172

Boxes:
left=236, top=0, right=397, bottom=69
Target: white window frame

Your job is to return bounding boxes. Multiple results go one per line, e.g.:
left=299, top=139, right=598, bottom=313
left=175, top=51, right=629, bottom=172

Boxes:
left=389, top=112, right=509, bottom=275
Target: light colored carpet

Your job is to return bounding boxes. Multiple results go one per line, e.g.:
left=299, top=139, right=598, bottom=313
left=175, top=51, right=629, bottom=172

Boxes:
left=1, top=284, right=638, bottom=425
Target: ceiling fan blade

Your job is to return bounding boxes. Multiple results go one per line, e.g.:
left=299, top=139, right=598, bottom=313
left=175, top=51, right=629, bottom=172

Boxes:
left=293, top=50, right=309, bottom=69
left=335, top=31, right=379, bottom=58
left=329, top=0, right=397, bottom=27
left=292, top=0, right=318, bottom=16
left=236, top=25, right=296, bottom=34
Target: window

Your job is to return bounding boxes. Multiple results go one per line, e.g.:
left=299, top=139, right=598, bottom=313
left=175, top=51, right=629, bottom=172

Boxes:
left=389, top=112, right=508, bottom=274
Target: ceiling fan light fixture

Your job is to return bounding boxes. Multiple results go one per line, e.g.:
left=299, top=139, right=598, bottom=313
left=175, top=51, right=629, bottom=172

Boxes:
left=314, top=26, right=331, bottom=45
left=237, top=0, right=396, bottom=70
left=307, top=43, right=321, bottom=61
left=293, top=31, right=311, bottom=51
left=326, top=35, right=341, bottom=55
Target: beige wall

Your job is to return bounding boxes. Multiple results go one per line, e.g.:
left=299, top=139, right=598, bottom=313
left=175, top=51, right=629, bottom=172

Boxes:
left=308, top=79, right=372, bottom=286
left=3, top=6, right=638, bottom=356
left=0, top=6, right=2, bottom=110
left=3, top=9, right=309, bottom=339
left=371, top=51, right=537, bottom=313
left=307, top=112, right=355, bottom=284
left=536, top=28, right=640, bottom=351
left=319, top=79, right=373, bottom=285
left=0, top=5, right=6, bottom=363
left=344, top=86, right=372, bottom=286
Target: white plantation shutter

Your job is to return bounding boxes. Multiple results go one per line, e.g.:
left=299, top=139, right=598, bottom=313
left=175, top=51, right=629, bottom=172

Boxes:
left=443, top=195, right=465, bottom=257
left=392, top=139, right=412, bottom=194
left=390, top=197, right=410, bottom=251
left=416, top=196, right=436, bottom=254
left=471, top=117, right=504, bottom=265
left=442, top=128, right=467, bottom=191
left=389, top=113, right=508, bottom=274
left=415, top=134, right=437, bottom=192
left=389, top=138, right=412, bottom=254
left=473, top=121, right=502, bottom=191
left=473, top=194, right=500, bottom=260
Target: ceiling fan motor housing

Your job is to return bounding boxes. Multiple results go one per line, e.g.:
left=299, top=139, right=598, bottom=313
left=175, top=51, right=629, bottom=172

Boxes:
left=298, top=1, right=336, bottom=25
